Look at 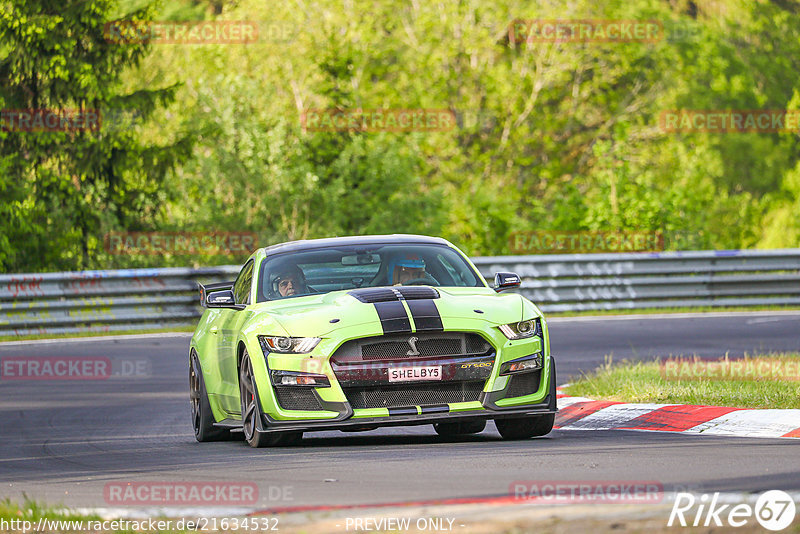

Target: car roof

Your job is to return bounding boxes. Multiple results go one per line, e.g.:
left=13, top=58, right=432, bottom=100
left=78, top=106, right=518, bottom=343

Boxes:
left=261, top=234, right=451, bottom=256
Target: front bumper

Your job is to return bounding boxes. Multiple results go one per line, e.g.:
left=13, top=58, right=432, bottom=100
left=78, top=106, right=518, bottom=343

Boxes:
left=235, top=325, right=555, bottom=432
left=253, top=355, right=558, bottom=433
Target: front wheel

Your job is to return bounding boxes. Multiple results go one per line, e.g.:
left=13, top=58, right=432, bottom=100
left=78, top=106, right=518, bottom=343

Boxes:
left=239, top=350, right=302, bottom=448
left=190, top=351, right=232, bottom=442
left=495, top=414, right=555, bottom=440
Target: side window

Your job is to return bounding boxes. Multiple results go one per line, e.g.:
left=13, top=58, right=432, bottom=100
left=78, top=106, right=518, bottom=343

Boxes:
left=233, top=260, right=254, bottom=305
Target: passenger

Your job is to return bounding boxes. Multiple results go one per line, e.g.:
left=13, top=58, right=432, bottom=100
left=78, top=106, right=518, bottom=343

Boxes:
left=387, top=255, right=438, bottom=286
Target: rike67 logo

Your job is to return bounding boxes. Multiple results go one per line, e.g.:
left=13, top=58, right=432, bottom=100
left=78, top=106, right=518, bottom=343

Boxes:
left=669, top=490, right=796, bottom=531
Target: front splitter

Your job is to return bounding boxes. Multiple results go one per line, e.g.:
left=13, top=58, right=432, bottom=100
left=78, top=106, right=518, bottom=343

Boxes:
left=256, top=401, right=555, bottom=433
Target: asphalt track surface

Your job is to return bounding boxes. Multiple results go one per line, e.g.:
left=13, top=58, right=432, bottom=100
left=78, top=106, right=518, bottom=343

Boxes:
left=1, top=312, right=798, bottom=509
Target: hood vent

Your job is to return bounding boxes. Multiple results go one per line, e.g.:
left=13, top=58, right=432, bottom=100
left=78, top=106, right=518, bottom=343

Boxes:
left=395, top=287, right=439, bottom=300
left=348, top=287, right=398, bottom=303
left=348, top=286, right=440, bottom=303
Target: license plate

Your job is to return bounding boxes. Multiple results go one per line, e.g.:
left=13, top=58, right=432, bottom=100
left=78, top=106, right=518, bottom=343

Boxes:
left=388, top=365, right=442, bottom=382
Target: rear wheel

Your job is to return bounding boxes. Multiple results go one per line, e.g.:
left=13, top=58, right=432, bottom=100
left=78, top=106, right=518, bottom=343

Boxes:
left=189, top=351, right=232, bottom=442
left=433, top=419, right=487, bottom=436
left=239, top=349, right=302, bottom=448
left=495, top=414, right=555, bottom=440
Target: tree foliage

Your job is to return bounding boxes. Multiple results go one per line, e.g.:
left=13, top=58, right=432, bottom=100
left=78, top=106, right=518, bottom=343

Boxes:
left=2, top=0, right=800, bottom=271
left=0, top=0, right=191, bottom=271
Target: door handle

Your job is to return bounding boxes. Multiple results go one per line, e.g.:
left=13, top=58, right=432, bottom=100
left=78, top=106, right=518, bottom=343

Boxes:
left=210, top=326, right=218, bottom=335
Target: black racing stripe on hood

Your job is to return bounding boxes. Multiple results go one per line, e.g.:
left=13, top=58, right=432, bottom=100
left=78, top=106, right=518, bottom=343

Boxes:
left=406, top=299, right=444, bottom=332
left=374, top=301, right=412, bottom=334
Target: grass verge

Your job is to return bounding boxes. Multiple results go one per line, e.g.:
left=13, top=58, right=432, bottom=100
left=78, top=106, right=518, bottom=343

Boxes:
left=1, top=499, right=118, bottom=532
left=563, top=353, right=800, bottom=409
left=0, top=499, right=184, bottom=533
left=3, top=499, right=799, bottom=534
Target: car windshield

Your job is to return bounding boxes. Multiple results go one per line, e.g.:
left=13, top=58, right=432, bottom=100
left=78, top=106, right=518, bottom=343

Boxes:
left=257, top=243, right=484, bottom=302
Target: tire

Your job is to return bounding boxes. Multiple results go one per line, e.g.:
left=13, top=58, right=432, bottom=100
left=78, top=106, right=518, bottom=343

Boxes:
left=433, top=419, right=487, bottom=436
left=190, top=350, right=232, bottom=442
left=495, top=414, right=555, bottom=440
left=239, top=349, right=303, bottom=448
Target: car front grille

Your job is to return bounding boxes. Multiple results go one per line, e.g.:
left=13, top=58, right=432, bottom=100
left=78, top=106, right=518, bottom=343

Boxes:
left=342, top=381, right=485, bottom=410
left=274, top=387, right=323, bottom=411
left=361, top=338, right=463, bottom=360
left=332, top=332, right=492, bottom=364
left=504, top=371, right=541, bottom=398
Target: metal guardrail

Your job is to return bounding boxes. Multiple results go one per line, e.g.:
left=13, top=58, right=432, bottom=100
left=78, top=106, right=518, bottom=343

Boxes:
left=471, top=248, right=800, bottom=313
left=1, top=249, right=798, bottom=336
left=0, top=267, right=239, bottom=336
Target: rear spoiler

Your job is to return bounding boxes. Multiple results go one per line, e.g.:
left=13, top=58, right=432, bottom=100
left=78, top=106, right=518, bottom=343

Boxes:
left=198, top=281, right=234, bottom=307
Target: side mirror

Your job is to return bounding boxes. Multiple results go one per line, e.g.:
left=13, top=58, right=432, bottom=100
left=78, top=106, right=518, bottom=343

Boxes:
left=206, top=289, right=237, bottom=308
left=493, top=272, right=521, bottom=292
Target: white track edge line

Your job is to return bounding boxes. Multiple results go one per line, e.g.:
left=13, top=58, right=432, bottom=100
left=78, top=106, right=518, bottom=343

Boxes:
left=0, top=332, right=193, bottom=346
left=548, top=310, right=800, bottom=322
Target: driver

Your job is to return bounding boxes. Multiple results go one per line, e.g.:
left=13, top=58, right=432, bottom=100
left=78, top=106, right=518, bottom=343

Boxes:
left=388, top=255, right=437, bottom=286
left=269, top=265, right=307, bottom=298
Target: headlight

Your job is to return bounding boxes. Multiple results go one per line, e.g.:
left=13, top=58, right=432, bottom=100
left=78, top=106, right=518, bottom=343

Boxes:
left=499, top=353, right=543, bottom=375
left=498, top=319, right=539, bottom=340
left=258, top=335, right=321, bottom=354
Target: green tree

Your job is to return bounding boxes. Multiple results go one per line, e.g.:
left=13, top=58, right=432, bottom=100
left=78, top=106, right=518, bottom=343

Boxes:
left=6, top=0, right=800, bottom=272
left=0, top=0, right=191, bottom=272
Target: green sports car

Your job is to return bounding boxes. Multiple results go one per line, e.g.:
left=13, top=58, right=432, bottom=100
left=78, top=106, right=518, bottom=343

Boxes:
left=189, top=234, right=557, bottom=447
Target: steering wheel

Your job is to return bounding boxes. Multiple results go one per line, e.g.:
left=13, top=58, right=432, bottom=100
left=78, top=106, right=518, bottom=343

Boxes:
left=402, top=277, right=440, bottom=287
